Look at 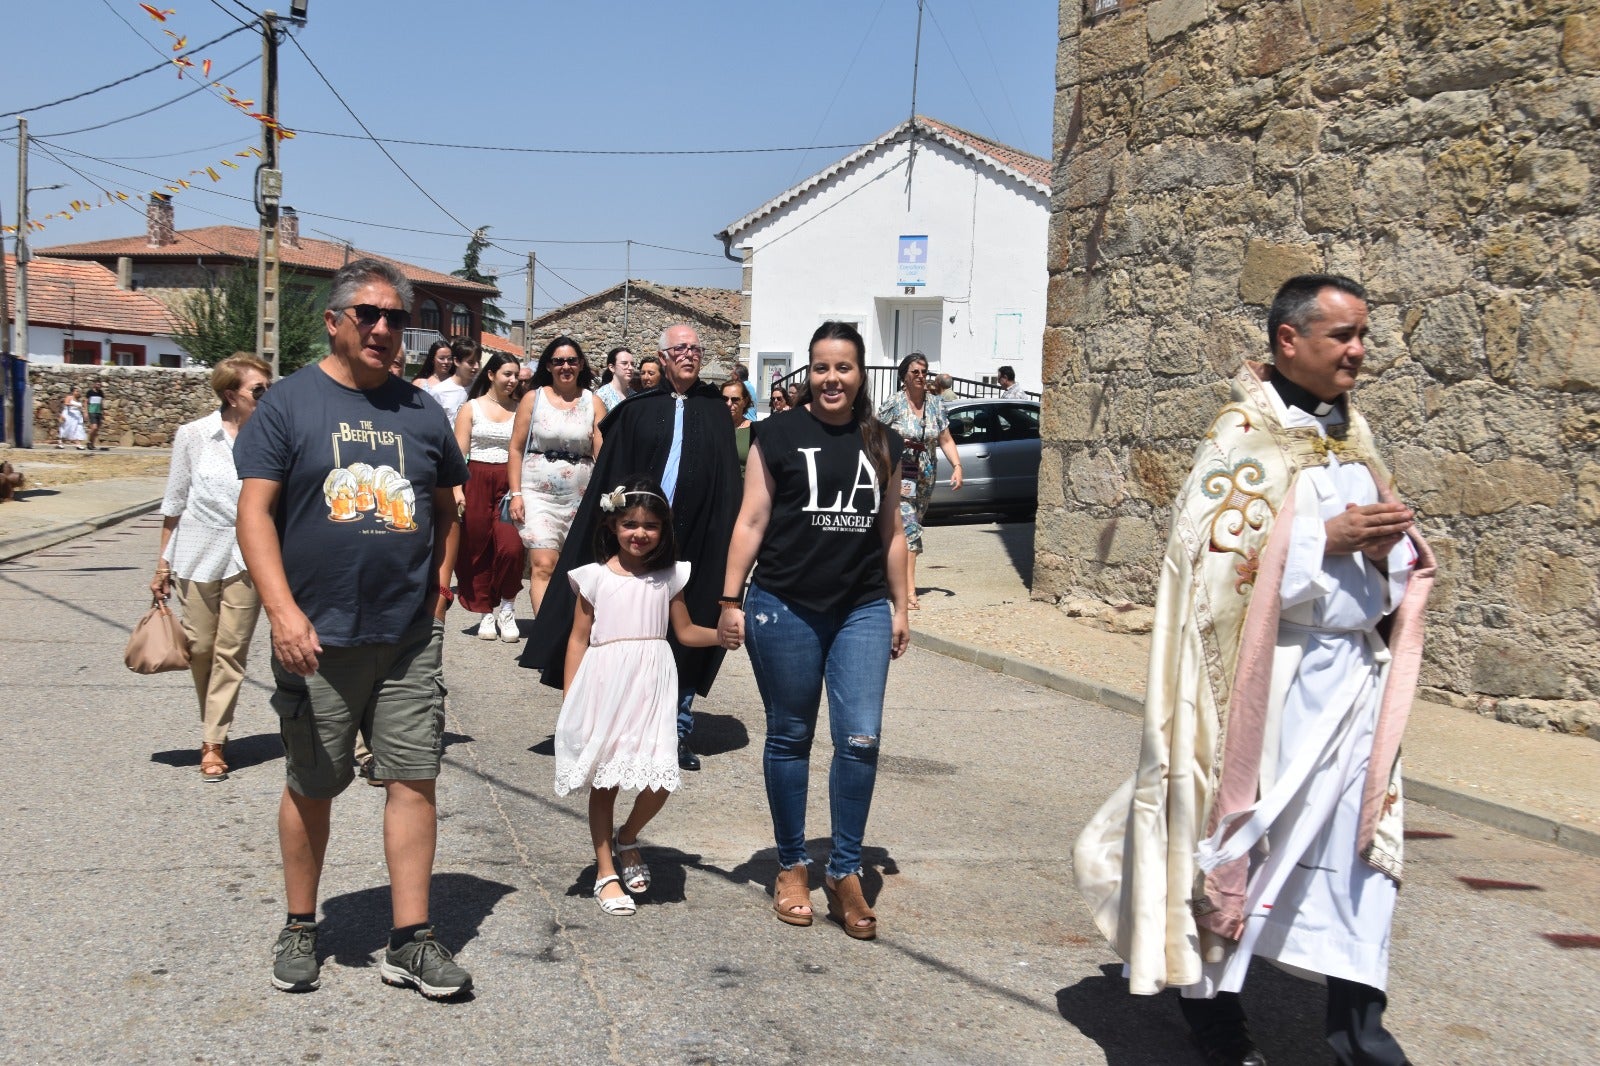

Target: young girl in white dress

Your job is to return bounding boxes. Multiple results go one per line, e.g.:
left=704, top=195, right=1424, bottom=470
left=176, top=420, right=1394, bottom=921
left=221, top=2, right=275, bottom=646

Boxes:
left=555, top=476, right=721, bottom=915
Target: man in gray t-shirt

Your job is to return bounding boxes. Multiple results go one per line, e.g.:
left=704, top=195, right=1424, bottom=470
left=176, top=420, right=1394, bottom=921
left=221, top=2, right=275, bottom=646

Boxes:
left=238, top=258, right=473, bottom=1000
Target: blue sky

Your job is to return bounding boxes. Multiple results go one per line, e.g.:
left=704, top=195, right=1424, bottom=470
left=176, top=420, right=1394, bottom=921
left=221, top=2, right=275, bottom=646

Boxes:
left=3, top=1, right=1058, bottom=320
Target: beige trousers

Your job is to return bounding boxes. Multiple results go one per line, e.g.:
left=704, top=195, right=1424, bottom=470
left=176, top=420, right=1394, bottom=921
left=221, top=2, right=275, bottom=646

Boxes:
left=177, top=572, right=263, bottom=745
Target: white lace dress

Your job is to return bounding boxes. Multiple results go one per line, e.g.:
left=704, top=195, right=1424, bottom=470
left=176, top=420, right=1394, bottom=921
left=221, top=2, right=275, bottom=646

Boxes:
left=553, top=561, right=690, bottom=796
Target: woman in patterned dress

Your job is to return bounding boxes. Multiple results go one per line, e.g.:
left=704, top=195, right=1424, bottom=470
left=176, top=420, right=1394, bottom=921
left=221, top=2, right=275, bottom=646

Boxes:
left=151, top=354, right=272, bottom=780
left=507, top=336, right=607, bottom=614
left=875, top=352, right=962, bottom=610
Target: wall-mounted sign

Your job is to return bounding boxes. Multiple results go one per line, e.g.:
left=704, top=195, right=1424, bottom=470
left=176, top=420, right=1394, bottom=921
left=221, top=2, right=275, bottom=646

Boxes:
left=897, top=235, right=928, bottom=288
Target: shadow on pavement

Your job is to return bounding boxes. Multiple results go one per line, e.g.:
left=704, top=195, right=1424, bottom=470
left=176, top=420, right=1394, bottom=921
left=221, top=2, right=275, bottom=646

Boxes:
left=151, top=731, right=284, bottom=771
left=319, top=872, right=517, bottom=968
left=725, top=841, right=899, bottom=904
left=1055, top=961, right=1330, bottom=1065
left=690, top=712, right=750, bottom=757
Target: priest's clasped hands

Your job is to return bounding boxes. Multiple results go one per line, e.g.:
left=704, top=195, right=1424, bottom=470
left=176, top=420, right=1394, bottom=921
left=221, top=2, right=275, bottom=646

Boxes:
left=1325, top=501, right=1414, bottom=561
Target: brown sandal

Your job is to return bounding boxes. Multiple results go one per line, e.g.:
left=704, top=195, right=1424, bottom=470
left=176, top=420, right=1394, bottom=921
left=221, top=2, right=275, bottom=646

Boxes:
left=772, top=864, right=814, bottom=927
left=823, top=873, right=877, bottom=940
left=200, top=743, right=229, bottom=781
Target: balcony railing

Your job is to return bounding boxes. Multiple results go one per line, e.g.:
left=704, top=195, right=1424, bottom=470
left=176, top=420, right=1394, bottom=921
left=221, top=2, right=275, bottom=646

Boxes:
left=767, top=365, right=1039, bottom=411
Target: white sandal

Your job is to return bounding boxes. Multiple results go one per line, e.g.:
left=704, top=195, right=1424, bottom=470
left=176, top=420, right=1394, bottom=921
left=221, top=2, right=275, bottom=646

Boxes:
left=593, top=875, right=636, bottom=915
left=613, top=834, right=650, bottom=894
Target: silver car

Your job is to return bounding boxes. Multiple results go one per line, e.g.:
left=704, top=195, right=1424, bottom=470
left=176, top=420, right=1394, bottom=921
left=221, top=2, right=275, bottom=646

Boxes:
left=925, top=399, right=1040, bottom=519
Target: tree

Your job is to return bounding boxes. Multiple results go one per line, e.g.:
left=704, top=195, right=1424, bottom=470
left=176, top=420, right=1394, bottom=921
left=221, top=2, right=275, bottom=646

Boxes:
left=170, top=265, right=327, bottom=373
left=452, top=226, right=509, bottom=337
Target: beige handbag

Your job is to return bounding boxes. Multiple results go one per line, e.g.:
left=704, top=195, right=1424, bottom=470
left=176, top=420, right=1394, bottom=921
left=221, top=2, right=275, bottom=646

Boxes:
left=124, top=597, right=192, bottom=674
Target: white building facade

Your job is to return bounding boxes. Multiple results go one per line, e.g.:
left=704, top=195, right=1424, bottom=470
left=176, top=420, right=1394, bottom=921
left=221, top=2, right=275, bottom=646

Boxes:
left=717, top=117, right=1050, bottom=395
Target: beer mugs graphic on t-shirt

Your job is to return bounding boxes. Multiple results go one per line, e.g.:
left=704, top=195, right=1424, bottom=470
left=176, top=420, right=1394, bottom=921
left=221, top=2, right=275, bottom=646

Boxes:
left=347, top=462, right=377, bottom=511
left=323, top=468, right=361, bottom=522
left=386, top=482, right=417, bottom=531
left=371, top=465, right=401, bottom=514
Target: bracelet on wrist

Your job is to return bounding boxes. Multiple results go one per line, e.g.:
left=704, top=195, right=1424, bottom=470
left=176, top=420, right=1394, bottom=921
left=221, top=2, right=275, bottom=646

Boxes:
left=717, top=597, right=743, bottom=609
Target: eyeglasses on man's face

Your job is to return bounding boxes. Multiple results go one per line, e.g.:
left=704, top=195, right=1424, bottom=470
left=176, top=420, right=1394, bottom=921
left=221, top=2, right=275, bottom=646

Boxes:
left=663, top=344, right=704, bottom=358
left=345, top=304, right=412, bottom=331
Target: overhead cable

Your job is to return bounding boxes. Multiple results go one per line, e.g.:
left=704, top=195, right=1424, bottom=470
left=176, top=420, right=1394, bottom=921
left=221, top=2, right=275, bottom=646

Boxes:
left=34, top=55, right=260, bottom=138
left=1, top=20, right=259, bottom=118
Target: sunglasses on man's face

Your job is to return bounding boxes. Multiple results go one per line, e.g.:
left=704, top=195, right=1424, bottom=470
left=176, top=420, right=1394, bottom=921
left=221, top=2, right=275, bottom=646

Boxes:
left=345, top=304, right=412, bottom=330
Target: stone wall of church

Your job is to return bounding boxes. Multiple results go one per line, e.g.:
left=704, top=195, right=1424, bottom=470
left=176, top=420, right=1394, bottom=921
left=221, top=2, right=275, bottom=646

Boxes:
left=1039, top=0, right=1600, bottom=735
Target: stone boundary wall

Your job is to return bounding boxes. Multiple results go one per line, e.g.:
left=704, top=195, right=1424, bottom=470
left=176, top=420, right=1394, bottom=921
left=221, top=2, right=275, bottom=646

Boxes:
left=30, top=365, right=216, bottom=447
left=1040, top=1, right=1600, bottom=735
left=529, top=293, right=740, bottom=383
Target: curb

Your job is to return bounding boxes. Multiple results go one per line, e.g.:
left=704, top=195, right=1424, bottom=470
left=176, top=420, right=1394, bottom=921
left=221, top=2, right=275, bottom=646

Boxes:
left=0, top=497, right=163, bottom=563
left=912, top=628, right=1600, bottom=860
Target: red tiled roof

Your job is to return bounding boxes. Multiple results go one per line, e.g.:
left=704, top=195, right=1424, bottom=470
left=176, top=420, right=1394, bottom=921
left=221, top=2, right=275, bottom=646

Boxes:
left=2, top=255, right=177, bottom=335
left=38, top=226, right=499, bottom=296
left=917, top=115, right=1052, bottom=187
left=528, top=280, right=741, bottom=331
left=480, top=331, right=522, bottom=356
left=719, top=114, right=1051, bottom=239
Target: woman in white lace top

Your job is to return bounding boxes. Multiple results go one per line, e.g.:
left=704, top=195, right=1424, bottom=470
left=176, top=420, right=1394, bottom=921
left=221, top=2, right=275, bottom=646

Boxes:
left=152, top=354, right=272, bottom=781
left=453, top=353, right=527, bottom=642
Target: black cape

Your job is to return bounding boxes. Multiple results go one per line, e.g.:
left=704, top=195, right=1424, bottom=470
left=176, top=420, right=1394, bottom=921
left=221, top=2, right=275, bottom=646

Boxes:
left=519, top=381, right=741, bottom=694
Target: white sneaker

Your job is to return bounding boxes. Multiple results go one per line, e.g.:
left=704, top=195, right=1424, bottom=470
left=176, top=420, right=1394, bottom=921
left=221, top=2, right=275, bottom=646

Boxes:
left=495, top=603, right=520, bottom=643
left=477, top=613, right=497, bottom=640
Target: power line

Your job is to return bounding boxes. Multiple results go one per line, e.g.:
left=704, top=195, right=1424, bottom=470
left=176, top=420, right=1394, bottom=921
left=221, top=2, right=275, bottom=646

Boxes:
left=1, top=19, right=258, bottom=119
left=33, top=55, right=260, bottom=138
left=785, top=0, right=889, bottom=188
left=283, top=35, right=591, bottom=301
left=206, top=0, right=255, bottom=29
left=291, top=127, right=873, bottom=157
left=960, top=0, right=1030, bottom=153
left=922, top=1, right=1001, bottom=145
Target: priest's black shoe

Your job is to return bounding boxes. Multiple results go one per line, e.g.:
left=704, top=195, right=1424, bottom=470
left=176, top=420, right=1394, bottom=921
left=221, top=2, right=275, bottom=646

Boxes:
left=677, top=742, right=701, bottom=772
left=1180, top=994, right=1266, bottom=1066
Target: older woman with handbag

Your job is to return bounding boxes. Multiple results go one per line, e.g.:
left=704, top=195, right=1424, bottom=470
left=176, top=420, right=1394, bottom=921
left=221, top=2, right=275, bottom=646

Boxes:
left=152, top=354, right=272, bottom=781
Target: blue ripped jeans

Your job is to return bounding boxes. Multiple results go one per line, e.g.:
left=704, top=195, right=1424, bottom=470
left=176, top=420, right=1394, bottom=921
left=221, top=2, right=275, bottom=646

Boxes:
left=743, top=583, right=891, bottom=880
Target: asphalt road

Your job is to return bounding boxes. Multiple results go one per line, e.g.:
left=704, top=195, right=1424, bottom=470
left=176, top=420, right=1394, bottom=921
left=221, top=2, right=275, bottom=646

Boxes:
left=1, top=514, right=1596, bottom=1065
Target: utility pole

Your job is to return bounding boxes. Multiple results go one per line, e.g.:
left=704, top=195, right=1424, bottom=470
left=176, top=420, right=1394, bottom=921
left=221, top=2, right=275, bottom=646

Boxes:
left=1, top=171, right=10, bottom=444
left=255, top=10, right=283, bottom=377
left=906, top=0, right=924, bottom=208
left=622, top=240, right=632, bottom=342
left=523, top=251, right=535, bottom=348
left=14, top=118, right=31, bottom=447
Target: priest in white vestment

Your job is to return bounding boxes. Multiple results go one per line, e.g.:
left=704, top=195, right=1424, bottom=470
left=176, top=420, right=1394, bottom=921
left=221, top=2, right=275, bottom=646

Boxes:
left=1073, top=275, right=1436, bottom=1066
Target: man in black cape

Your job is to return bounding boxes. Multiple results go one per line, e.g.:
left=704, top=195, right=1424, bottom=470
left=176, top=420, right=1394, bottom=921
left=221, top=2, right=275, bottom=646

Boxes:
left=520, top=323, right=740, bottom=771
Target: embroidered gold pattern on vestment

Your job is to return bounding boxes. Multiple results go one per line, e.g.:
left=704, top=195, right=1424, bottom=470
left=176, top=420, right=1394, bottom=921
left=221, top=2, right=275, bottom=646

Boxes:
left=1200, top=459, right=1274, bottom=589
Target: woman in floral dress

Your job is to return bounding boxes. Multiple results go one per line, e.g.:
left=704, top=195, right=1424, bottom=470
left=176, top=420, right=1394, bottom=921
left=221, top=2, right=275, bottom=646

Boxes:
left=875, top=352, right=962, bottom=610
left=507, top=336, right=607, bottom=614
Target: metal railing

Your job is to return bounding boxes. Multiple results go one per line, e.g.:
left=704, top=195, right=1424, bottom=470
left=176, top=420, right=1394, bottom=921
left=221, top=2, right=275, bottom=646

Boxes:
left=766, top=365, right=1039, bottom=411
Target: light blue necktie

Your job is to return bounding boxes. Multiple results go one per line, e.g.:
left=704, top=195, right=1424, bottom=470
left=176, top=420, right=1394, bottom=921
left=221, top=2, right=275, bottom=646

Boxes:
left=660, top=395, right=685, bottom=503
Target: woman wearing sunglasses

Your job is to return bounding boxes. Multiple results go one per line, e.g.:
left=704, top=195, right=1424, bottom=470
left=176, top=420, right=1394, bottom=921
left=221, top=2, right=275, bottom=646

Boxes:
left=507, top=336, right=607, bottom=614
left=152, top=353, right=273, bottom=781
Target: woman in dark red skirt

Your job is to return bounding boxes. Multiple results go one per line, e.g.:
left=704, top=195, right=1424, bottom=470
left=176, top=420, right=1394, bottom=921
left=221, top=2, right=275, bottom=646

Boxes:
left=452, top=352, right=527, bottom=642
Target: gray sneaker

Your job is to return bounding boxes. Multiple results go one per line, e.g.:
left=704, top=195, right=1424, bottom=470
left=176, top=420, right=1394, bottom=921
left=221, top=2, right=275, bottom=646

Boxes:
left=271, top=921, right=320, bottom=992
left=379, top=928, right=472, bottom=999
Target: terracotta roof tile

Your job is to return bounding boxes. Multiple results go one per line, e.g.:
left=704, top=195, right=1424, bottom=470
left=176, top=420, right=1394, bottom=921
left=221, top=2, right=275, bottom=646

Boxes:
left=3, top=255, right=178, bottom=335
left=480, top=331, right=522, bottom=356
left=38, top=226, right=499, bottom=296
left=916, top=115, right=1052, bottom=187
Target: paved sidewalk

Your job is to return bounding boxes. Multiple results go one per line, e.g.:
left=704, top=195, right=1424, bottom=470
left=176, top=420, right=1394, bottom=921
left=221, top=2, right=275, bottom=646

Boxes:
left=0, top=445, right=168, bottom=562
left=913, top=518, right=1600, bottom=858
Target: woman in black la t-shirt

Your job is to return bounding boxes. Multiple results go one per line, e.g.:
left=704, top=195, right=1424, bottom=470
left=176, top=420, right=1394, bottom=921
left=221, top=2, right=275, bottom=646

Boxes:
left=719, top=321, right=909, bottom=940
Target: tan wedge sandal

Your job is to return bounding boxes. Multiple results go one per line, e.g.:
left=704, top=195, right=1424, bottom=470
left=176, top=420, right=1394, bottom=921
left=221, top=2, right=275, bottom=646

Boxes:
left=823, top=872, right=877, bottom=940
left=200, top=742, right=229, bottom=782
left=772, top=864, right=814, bottom=927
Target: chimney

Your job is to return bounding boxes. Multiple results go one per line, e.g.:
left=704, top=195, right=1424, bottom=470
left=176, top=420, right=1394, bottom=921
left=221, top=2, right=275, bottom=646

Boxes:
left=115, top=257, right=133, bottom=290
left=280, top=205, right=300, bottom=249
left=146, top=193, right=175, bottom=247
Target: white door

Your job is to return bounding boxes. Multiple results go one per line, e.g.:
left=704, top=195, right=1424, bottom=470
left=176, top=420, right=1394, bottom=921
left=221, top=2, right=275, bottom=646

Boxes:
left=889, top=305, right=943, bottom=367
